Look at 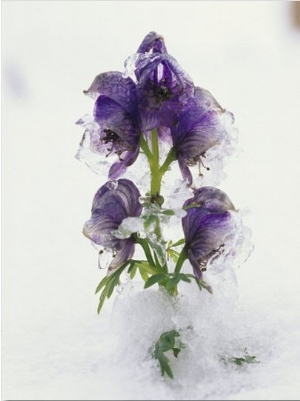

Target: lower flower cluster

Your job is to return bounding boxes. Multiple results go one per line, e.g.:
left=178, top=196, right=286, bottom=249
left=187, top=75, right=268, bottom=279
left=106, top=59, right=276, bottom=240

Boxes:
left=76, top=31, right=251, bottom=379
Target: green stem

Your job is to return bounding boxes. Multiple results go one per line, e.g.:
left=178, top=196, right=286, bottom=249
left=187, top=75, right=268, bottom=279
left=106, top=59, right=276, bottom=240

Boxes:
left=174, top=246, right=188, bottom=274
left=160, top=147, right=177, bottom=175
left=151, top=129, right=159, bottom=165
left=140, top=135, right=153, bottom=159
left=135, top=236, right=156, bottom=267
left=149, top=130, right=162, bottom=197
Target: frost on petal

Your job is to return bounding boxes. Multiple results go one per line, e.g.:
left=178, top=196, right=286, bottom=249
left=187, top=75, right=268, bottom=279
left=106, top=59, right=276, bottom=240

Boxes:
left=190, top=186, right=236, bottom=213
left=108, top=146, right=140, bottom=180
left=193, top=86, right=223, bottom=111
left=78, top=95, right=141, bottom=178
left=136, top=31, right=167, bottom=54
left=75, top=119, right=111, bottom=175
left=83, top=71, right=137, bottom=114
left=113, top=217, right=144, bottom=239
left=132, top=53, right=194, bottom=132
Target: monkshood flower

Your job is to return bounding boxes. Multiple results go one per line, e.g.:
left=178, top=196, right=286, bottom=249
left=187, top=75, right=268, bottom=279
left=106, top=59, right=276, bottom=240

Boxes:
left=77, top=31, right=196, bottom=179
left=83, top=179, right=142, bottom=274
left=125, top=32, right=194, bottom=135
left=182, top=186, right=236, bottom=279
left=171, top=87, right=235, bottom=185
left=76, top=71, right=141, bottom=179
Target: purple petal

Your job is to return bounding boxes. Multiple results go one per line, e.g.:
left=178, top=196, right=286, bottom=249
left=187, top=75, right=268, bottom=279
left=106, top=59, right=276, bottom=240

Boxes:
left=177, top=154, right=193, bottom=186
left=136, top=54, right=194, bottom=103
left=83, top=214, right=120, bottom=248
left=107, top=238, right=135, bottom=275
left=190, top=212, right=232, bottom=248
left=187, top=249, right=203, bottom=279
left=85, top=179, right=142, bottom=250
left=94, top=95, right=139, bottom=149
left=136, top=31, right=167, bottom=54
left=173, top=109, right=223, bottom=158
left=193, top=86, right=223, bottom=111
left=108, top=146, right=140, bottom=180
left=84, top=71, right=137, bottom=113
left=111, top=178, right=143, bottom=217
left=192, top=186, right=236, bottom=213
left=187, top=212, right=233, bottom=269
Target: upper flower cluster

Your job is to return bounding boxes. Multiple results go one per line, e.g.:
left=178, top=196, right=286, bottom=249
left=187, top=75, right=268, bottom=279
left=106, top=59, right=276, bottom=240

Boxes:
left=76, top=31, right=235, bottom=186
left=78, top=32, right=250, bottom=306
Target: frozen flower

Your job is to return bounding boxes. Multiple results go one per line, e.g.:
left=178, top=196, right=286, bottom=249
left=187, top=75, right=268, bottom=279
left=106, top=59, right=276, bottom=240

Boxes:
left=182, top=186, right=236, bottom=279
left=171, top=88, right=235, bottom=185
left=83, top=179, right=142, bottom=274
left=135, top=53, right=194, bottom=132
left=77, top=72, right=141, bottom=179
left=123, top=32, right=194, bottom=136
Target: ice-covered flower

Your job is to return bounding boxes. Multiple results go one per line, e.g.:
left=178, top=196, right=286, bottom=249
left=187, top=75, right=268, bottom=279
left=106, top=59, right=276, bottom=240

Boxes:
left=182, top=186, right=236, bottom=279
left=76, top=72, right=141, bottom=179
left=171, top=88, right=235, bottom=185
left=83, top=179, right=142, bottom=274
left=124, top=32, right=194, bottom=136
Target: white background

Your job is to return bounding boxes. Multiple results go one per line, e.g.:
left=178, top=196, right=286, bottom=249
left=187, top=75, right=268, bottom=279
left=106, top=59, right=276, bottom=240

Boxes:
left=2, top=1, right=300, bottom=400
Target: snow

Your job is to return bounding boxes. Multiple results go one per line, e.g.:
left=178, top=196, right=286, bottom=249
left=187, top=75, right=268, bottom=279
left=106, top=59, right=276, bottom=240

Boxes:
left=2, top=2, right=300, bottom=400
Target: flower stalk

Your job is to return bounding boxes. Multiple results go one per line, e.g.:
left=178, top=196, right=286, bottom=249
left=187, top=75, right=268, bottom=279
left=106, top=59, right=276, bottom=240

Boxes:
left=77, top=31, right=248, bottom=380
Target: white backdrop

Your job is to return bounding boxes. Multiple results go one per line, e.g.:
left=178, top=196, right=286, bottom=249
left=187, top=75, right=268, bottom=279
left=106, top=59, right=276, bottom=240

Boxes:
left=2, top=1, right=300, bottom=400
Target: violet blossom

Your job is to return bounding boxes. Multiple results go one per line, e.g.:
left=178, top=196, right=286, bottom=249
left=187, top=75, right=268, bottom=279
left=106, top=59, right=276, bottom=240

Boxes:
left=124, top=31, right=194, bottom=137
left=76, top=71, right=141, bottom=179
left=182, top=186, right=236, bottom=279
left=83, top=179, right=142, bottom=274
left=171, top=87, right=234, bottom=185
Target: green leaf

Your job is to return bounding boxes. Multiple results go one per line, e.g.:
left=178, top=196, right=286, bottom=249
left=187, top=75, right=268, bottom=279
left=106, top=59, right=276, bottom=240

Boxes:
left=185, top=275, right=213, bottom=294
left=138, top=266, right=150, bottom=282
left=152, top=330, right=183, bottom=379
left=158, top=331, right=177, bottom=351
left=128, top=262, right=138, bottom=279
left=161, top=209, right=175, bottom=216
left=168, top=238, right=185, bottom=248
left=144, top=273, right=166, bottom=289
left=96, top=261, right=130, bottom=314
left=165, top=275, right=181, bottom=290
left=95, top=275, right=109, bottom=294
left=166, top=249, right=180, bottom=263
left=143, top=214, right=157, bottom=229
left=221, top=351, right=260, bottom=367
left=178, top=273, right=192, bottom=283
left=173, top=348, right=181, bottom=358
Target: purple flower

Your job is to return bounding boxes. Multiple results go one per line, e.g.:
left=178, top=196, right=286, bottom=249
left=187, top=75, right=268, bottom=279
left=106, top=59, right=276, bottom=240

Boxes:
left=171, top=87, right=234, bottom=185
left=83, top=179, right=142, bottom=274
left=77, top=72, right=141, bottom=179
left=182, top=186, right=236, bottom=279
left=123, top=31, right=194, bottom=135
left=134, top=53, right=194, bottom=132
